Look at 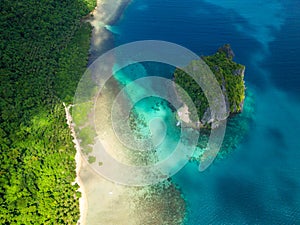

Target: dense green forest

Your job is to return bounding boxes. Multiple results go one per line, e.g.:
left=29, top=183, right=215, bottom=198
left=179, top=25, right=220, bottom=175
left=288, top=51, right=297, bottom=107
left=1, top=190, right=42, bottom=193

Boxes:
left=174, top=44, right=246, bottom=123
left=0, top=0, right=96, bottom=223
left=174, top=45, right=251, bottom=162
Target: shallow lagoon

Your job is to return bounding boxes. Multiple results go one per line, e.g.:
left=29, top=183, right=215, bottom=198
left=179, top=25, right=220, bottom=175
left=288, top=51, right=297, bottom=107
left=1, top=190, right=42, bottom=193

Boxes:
left=110, top=0, right=300, bottom=223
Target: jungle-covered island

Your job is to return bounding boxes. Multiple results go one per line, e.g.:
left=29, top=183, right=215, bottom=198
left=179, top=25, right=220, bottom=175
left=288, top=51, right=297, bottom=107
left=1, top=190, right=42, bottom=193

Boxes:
left=174, top=44, right=246, bottom=128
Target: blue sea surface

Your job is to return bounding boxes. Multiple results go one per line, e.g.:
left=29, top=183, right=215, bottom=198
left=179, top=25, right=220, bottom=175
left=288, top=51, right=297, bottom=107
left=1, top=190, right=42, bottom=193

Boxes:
left=111, top=0, right=300, bottom=224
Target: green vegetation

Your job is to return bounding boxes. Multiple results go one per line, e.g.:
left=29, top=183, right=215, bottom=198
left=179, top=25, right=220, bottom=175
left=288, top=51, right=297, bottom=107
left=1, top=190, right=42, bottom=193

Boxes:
left=174, top=44, right=245, bottom=123
left=88, top=156, right=96, bottom=164
left=0, top=0, right=96, bottom=224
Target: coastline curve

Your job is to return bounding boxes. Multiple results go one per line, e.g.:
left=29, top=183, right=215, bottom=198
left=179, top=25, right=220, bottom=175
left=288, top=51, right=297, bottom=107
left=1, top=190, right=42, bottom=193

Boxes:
left=72, top=40, right=228, bottom=186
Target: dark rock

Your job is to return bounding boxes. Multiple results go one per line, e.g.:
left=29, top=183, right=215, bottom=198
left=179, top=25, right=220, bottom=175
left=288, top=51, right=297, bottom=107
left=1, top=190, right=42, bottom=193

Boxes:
left=218, top=44, right=235, bottom=59
left=233, top=67, right=245, bottom=76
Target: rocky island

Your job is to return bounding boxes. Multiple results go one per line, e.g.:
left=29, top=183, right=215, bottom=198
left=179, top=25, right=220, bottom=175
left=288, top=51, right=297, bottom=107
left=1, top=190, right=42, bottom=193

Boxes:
left=174, top=44, right=246, bottom=128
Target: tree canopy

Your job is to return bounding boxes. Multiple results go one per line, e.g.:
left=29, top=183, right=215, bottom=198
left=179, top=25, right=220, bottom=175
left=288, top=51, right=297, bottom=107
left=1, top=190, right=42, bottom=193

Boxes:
left=174, top=44, right=246, bottom=123
left=0, top=0, right=96, bottom=223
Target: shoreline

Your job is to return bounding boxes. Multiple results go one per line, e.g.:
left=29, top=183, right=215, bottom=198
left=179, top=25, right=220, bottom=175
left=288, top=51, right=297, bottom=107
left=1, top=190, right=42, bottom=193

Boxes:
left=69, top=1, right=132, bottom=224
left=64, top=103, right=88, bottom=225
left=87, top=0, right=132, bottom=64
left=68, top=0, right=187, bottom=224
left=84, top=82, right=186, bottom=224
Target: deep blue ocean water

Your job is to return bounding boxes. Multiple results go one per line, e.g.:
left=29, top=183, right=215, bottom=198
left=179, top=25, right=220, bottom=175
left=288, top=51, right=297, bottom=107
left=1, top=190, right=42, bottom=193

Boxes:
left=110, top=0, right=300, bottom=224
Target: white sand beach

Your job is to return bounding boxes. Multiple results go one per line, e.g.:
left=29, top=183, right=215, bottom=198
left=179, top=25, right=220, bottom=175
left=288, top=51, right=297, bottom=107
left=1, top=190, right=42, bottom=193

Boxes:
left=177, top=103, right=191, bottom=124
left=79, top=77, right=185, bottom=224
left=65, top=75, right=186, bottom=225
left=64, top=103, right=88, bottom=225
left=65, top=1, right=186, bottom=224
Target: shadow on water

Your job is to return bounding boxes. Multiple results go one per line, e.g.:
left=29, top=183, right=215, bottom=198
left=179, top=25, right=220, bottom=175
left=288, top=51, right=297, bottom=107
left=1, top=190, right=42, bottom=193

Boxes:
left=106, top=0, right=300, bottom=223
left=263, top=0, right=300, bottom=101
left=215, top=176, right=265, bottom=223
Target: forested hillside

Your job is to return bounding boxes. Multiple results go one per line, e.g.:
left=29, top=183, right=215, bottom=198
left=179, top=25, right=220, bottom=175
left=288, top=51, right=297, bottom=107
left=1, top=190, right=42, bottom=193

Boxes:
left=174, top=44, right=245, bottom=123
left=0, top=0, right=96, bottom=223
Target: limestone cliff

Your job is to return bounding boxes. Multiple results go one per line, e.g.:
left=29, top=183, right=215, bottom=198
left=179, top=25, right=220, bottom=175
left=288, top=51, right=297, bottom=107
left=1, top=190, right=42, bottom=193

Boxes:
left=174, top=44, right=246, bottom=127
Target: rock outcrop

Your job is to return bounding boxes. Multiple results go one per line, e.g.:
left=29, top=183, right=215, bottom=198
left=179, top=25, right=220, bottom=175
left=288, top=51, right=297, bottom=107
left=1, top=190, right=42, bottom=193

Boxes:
left=174, top=44, right=246, bottom=128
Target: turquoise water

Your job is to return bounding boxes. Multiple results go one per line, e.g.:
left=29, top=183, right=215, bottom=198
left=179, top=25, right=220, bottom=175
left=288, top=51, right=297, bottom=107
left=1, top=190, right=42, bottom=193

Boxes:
left=113, top=63, right=182, bottom=162
left=110, top=0, right=300, bottom=223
